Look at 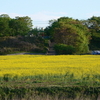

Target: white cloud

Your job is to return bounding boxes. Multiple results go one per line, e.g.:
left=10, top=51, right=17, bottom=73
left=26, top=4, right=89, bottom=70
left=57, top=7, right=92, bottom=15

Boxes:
left=0, top=11, right=68, bottom=28
left=86, top=11, right=100, bottom=18
left=30, top=11, right=67, bottom=21
left=0, top=12, right=25, bottom=18
left=30, top=11, right=68, bottom=28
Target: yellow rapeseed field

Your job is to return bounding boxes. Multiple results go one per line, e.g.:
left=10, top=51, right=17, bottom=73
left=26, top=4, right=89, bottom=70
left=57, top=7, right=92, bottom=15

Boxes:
left=0, top=55, right=100, bottom=79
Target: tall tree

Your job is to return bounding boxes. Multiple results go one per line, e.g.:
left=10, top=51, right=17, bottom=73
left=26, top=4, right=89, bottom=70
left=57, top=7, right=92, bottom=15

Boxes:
left=83, top=16, right=100, bottom=50
left=0, top=14, right=11, bottom=36
left=9, top=16, right=33, bottom=36
left=0, top=14, right=10, bottom=19
left=45, top=17, right=90, bottom=54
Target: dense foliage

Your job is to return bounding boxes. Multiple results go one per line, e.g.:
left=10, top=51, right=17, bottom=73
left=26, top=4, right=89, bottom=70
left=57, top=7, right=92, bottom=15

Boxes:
left=0, top=36, right=48, bottom=55
left=0, top=14, right=100, bottom=54
left=54, top=44, right=75, bottom=54
left=45, top=17, right=90, bottom=54
left=82, top=16, right=100, bottom=50
left=0, top=14, right=33, bottom=36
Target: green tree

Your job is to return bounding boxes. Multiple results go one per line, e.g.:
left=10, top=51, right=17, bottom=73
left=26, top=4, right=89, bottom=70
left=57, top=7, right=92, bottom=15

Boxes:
left=54, top=44, right=75, bottom=54
left=9, top=16, right=33, bottom=36
left=45, top=17, right=90, bottom=54
left=0, top=14, right=33, bottom=36
left=83, top=16, right=100, bottom=50
left=0, top=14, right=11, bottom=36
left=44, top=19, right=58, bottom=41
left=0, top=14, right=10, bottom=18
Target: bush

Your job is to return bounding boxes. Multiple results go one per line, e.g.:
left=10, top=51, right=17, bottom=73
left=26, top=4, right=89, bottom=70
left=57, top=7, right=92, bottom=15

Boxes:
left=0, top=36, right=48, bottom=54
left=54, top=44, right=75, bottom=55
left=0, top=47, right=13, bottom=55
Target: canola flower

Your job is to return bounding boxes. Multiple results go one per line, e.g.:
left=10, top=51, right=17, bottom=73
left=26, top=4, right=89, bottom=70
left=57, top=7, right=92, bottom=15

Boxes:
left=0, top=55, right=100, bottom=80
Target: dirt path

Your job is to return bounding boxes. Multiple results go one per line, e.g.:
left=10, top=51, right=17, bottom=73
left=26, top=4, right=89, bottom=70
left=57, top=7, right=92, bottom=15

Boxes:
left=46, top=42, right=56, bottom=55
left=7, top=52, right=46, bottom=55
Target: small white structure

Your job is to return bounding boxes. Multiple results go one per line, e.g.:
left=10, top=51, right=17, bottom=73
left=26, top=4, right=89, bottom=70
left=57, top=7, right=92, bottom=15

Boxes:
left=92, top=50, right=100, bottom=55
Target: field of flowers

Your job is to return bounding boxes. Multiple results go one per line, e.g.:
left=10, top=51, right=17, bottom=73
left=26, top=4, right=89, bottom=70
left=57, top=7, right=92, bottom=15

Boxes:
left=0, top=55, right=100, bottom=86
left=0, top=55, right=100, bottom=100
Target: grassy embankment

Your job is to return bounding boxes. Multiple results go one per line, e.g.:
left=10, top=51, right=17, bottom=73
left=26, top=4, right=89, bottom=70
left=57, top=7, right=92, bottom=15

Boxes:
left=0, top=55, right=100, bottom=100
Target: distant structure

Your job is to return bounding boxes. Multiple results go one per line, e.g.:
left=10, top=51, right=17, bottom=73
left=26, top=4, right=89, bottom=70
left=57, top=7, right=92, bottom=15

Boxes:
left=92, top=50, right=100, bottom=55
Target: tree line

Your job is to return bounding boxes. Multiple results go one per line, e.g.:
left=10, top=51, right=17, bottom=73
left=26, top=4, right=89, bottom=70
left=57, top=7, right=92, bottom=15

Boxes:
left=0, top=14, right=100, bottom=54
left=44, top=16, right=100, bottom=54
left=0, top=14, right=33, bottom=36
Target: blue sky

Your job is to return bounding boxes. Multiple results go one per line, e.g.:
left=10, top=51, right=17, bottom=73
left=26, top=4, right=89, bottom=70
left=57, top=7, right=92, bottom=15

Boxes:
left=0, top=0, right=100, bottom=28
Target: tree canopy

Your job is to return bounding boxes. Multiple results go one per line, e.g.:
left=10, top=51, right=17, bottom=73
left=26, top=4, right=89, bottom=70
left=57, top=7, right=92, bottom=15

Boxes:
left=0, top=14, right=11, bottom=36
left=45, top=17, right=90, bottom=54
left=82, top=16, right=100, bottom=50
left=0, top=14, right=33, bottom=36
left=1, top=14, right=100, bottom=54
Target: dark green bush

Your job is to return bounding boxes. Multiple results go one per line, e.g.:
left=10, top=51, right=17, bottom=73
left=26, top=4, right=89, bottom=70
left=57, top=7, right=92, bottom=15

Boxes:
left=54, top=44, right=75, bottom=55
left=0, top=36, right=48, bottom=55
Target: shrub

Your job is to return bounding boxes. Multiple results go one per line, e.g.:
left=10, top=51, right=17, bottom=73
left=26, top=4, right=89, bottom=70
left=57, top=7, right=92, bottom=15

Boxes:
left=0, top=36, right=48, bottom=54
left=54, top=44, right=75, bottom=55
